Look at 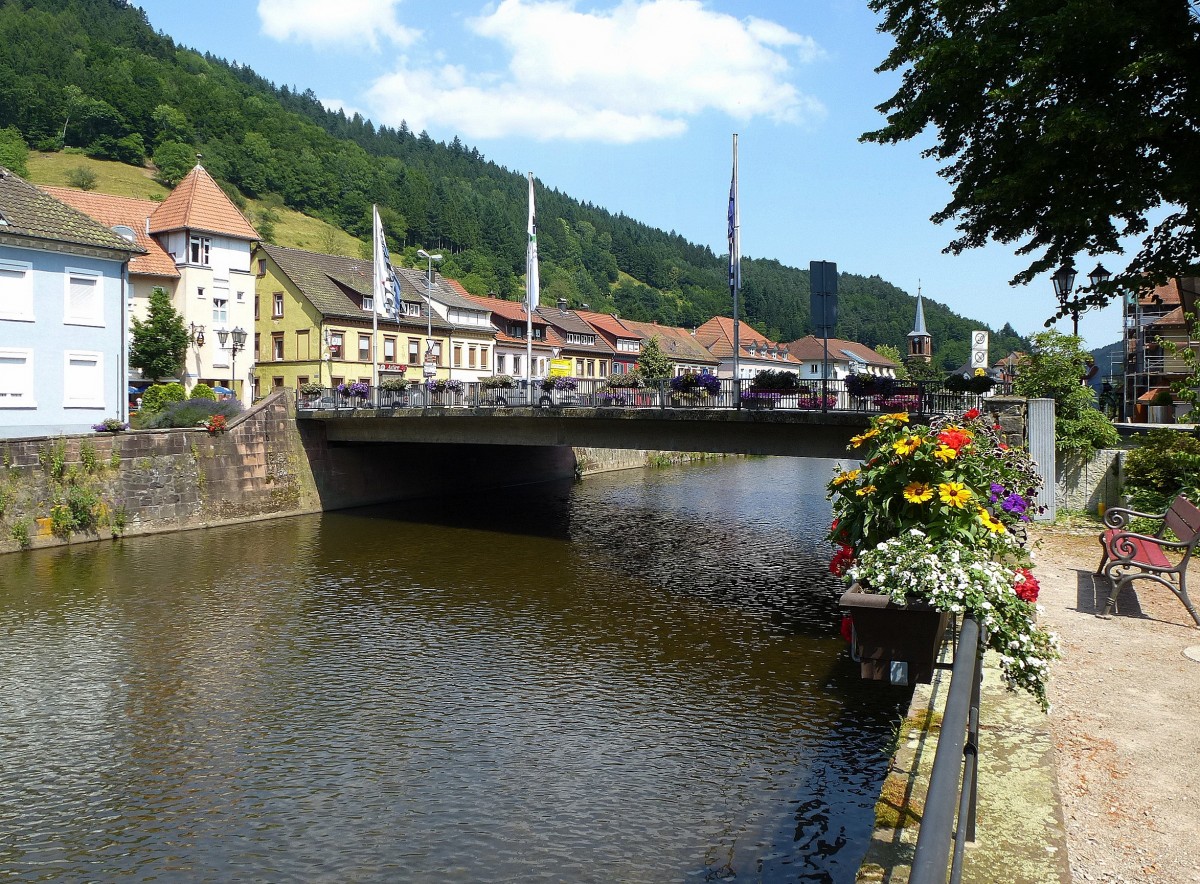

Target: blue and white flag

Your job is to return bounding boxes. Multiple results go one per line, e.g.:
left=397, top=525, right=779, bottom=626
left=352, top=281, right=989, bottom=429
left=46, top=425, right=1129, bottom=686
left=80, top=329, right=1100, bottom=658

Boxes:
left=373, top=205, right=397, bottom=318
left=526, top=172, right=539, bottom=312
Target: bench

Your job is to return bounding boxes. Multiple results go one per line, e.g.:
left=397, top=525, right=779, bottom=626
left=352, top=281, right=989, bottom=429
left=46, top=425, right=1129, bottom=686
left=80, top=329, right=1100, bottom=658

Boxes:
left=1096, top=494, right=1200, bottom=625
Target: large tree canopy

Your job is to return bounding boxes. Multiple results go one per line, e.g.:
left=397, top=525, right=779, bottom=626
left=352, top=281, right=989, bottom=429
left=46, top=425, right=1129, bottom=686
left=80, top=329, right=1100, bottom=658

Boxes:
left=863, top=0, right=1200, bottom=318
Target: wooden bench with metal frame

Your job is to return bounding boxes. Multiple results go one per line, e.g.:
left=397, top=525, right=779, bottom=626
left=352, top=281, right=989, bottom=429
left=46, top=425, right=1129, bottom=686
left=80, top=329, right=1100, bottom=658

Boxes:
left=1096, top=494, right=1200, bottom=626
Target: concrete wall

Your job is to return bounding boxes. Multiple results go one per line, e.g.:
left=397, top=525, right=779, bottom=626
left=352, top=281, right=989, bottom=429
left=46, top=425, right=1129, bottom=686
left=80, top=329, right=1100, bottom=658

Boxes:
left=1056, top=449, right=1123, bottom=514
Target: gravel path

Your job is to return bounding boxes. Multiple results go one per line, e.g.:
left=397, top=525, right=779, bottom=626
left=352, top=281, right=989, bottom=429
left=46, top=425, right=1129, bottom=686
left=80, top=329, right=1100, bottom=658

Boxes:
left=1029, top=524, right=1200, bottom=884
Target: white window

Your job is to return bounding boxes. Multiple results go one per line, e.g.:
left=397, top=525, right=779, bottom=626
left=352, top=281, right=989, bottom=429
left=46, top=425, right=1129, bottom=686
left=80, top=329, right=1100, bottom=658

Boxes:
left=0, top=348, right=34, bottom=407
left=363, top=295, right=374, bottom=312
left=0, top=260, right=33, bottom=321
left=496, top=353, right=507, bottom=373
left=189, top=235, right=211, bottom=265
left=358, top=334, right=370, bottom=362
left=212, top=298, right=228, bottom=326
left=273, top=292, right=283, bottom=318
left=63, top=351, right=103, bottom=408
left=383, top=338, right=396, bottom=360
left=64, top=269, right=103, bottom=326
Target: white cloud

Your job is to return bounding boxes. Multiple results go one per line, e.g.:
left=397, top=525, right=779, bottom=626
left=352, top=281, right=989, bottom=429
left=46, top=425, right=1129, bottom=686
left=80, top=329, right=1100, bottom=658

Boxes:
left=365, top=0, right=824, bottom=143
left=257, top=0, right=418, bottom=50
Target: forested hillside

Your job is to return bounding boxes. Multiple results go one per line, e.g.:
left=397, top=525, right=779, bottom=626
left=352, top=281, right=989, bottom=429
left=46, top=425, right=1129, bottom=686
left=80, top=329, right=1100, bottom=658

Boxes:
left=0, top=0, right=1028, bottom=367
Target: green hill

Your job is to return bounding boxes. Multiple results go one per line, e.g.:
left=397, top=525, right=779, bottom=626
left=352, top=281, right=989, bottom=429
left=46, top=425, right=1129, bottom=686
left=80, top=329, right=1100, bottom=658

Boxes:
left=0, top=0, right=1028, bottom=366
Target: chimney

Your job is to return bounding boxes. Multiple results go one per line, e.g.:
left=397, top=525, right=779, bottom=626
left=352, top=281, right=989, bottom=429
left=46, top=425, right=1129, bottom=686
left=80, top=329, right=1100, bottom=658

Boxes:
left=557, top=298, right=568, bottom=311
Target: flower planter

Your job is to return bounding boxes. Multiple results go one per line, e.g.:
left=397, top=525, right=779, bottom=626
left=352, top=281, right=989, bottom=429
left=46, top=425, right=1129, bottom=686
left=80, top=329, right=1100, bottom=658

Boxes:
left=743, top=396, right=776, bottom=410
left=840, top=583, right=950, bottom=686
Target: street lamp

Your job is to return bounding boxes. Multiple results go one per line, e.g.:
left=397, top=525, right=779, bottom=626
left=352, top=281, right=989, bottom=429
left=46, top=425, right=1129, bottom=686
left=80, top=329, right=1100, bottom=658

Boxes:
left=216, top=326, right=247, bottom=401
left=1052, top=261, right=1112, bottom=336
left=188, top=322, right=205, bottom=346
left=416, top=249, right=443, bottom=378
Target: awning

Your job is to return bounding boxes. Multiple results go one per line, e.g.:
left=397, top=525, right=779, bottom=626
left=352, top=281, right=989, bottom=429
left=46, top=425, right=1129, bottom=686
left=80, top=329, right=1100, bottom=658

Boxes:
left=213, top=385, right=234, bottom=394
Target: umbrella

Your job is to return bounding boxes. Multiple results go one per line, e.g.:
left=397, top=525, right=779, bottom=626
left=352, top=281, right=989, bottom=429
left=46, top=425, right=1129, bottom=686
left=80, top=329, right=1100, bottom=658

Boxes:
left=128, top=385, right=141, bottom=394
left=212, top=385, right=234, bottom=394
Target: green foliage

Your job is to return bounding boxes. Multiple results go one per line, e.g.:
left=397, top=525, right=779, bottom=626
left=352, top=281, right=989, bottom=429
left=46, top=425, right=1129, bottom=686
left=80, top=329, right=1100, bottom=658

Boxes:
left=139, top=382, right=187, bottom=415
left=10, top=519, right=31, bottom=549
left=1159, top=312, right=1200, bottom=410
left=1151, top=388, right=1175, bottom=406
left=152, top=140, right=195, bottom=186
left=66, top=165, right=97, bottom=190
left=1014, top=331, right=1120, bottom=454
left=479, top=374, right=514, bottom=389
left=189, top=383, right=217, bottom=401
left=605, top=368, right=645, bottom=389
left=110, top=504, right=128, bottom=536
left=79, top=439, right=98, bottom=474
left=637, top=336, right=672, bottom=379
left=39, top=439, right=67, bottom=480
left=0, top=126, right=29, bottom=176
left=750, top=369, right=800, bottom=391
left=129, top=288, right=187, bottom=382
left=1122, top=429, right=1200, bottom=517
left=864, top=0, right=1200, bottom=310
left=875, top=343, right=907, bottom=379
left=140, top=398, right=240, bottom=429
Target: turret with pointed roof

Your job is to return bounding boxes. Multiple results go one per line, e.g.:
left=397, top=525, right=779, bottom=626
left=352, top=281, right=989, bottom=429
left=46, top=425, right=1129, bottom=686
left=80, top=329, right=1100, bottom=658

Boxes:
left=149, top=164, right=259, bottom=240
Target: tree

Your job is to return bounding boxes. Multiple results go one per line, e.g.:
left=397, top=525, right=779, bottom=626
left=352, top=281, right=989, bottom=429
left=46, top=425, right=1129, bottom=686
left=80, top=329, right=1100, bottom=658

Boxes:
left=0, top=126, right=28, bottom=176
left=864, top=0, right=1200, bottom=318
left=152, top=140, right=194, bottom=187
left=1014, top=330, right=1119, bottom=454
left=875, top=343, right=909, bottom=380
left=129, top=288, right=187, bottom=381
left=637, top=335, right=672, bottom=380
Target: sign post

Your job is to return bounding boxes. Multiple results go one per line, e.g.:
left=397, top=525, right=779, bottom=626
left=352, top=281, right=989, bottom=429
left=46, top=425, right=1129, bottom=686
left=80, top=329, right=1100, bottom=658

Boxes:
left=810, top=261, right=838, bottom=411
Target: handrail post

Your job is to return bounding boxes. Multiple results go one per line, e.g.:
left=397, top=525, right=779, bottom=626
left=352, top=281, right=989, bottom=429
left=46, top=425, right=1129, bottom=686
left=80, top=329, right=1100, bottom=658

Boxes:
left=910, top=614, right=983, bottom=884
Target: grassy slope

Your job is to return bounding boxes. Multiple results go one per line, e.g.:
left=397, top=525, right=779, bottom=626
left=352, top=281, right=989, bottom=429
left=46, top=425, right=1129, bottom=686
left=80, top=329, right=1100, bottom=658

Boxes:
left=25, top=153, right=366, bottom=257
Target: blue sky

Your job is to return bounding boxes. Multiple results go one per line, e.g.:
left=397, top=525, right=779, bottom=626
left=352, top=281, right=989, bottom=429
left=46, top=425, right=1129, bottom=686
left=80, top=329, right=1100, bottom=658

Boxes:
left=133, top=0, right=1125, bottom=357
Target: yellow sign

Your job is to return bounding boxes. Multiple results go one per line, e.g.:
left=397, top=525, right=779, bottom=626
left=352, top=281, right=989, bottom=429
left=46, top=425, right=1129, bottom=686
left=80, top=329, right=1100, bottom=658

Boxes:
left=550, top=358, right=573, bottom=377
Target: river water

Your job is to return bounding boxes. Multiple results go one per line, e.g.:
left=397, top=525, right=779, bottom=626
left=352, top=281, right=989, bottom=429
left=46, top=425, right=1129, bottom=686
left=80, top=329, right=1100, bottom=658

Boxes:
left=0, top=456, right=908, bottom=883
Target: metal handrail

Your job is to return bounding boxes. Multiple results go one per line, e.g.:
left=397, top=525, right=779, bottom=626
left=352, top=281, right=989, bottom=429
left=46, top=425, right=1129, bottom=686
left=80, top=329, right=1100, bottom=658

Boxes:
left=296, top=379, right=992, bottom=417
left=910, top=614, right=984, bottom=884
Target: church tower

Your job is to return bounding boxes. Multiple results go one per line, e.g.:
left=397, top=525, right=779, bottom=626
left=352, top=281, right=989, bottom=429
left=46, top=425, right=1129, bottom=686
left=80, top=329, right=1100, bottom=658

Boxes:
left=907, top=287, right=932, bottom=363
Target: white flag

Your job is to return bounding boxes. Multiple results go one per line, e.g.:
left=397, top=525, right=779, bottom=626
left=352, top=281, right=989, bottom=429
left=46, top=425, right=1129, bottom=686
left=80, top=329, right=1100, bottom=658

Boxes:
left=526, top=172, right=539, bottom=312
left=373, top=205, right=395, bottom=317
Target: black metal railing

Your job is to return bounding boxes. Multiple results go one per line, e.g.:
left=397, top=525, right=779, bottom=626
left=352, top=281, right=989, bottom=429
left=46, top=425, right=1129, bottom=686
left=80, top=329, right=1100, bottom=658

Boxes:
left=295, top=379, right=994, bottom=417
left=910, top=614, right=985, bottom=884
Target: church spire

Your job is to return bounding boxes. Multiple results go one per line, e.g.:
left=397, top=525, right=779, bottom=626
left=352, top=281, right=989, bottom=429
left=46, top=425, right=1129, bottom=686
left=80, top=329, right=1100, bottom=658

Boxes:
left=907, top=282, right=932, bottom=362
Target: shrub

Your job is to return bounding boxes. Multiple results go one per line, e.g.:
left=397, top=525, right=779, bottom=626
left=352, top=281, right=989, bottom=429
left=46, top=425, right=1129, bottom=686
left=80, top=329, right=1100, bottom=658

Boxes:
left=846, top=373, right=897, bottom=398
left=66, top=166, right=97, bottom=191
left=1123, top=429, right=1200, bottom=518
left=140, top=383, right=186, bottom=414
left=1151, top=388, right=1174, bottom=406
left=140, top=398, right=240, bottom=429
left=751, top=369, right=800, bottom=392
left=541, top=377, right=577, bottom=392
left=606, top=369, right=646, bottom=389
left=92, top=418, right=127, bottom=433
left=299, top=382, right=324, bottom=395
left=670, top=371, right=720, bottom=395
left=190, top=383, right=217, bottom=401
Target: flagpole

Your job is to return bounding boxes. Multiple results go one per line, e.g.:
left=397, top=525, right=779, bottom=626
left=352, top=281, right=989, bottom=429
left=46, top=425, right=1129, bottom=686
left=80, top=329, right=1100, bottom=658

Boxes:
left=372, top=204, right=381, bottom=390
left=526, top=172, right=538, bottom=399
left=729, top=134, right=741, bottom=395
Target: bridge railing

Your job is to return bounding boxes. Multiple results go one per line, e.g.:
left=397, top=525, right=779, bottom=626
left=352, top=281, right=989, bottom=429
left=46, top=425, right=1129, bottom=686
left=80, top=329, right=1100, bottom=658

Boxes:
left=295, top=379, right=993, bottom=416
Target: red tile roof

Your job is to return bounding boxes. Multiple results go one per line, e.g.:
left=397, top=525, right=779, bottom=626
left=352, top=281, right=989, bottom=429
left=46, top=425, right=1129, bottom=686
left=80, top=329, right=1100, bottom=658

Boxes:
left=41, top=186, right=179, bottom=278
left=782, top=335, right=896, bottom=367
left=149, top=164, right=259, bottom=239
left=694, top=316, right=800, bottom=364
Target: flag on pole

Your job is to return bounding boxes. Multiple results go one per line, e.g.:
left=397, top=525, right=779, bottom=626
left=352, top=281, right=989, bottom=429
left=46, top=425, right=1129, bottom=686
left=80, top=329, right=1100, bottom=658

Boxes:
left=373, top=205, right=396, bottom=318
left=526, top=172, right=539, bottom=312
left=727, top=146, right=740, bottom=292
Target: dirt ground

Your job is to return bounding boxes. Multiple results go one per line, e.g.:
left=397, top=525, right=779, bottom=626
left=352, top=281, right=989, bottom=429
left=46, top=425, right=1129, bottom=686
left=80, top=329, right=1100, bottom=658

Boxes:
left=1028, top=523, right=1200, bottom=884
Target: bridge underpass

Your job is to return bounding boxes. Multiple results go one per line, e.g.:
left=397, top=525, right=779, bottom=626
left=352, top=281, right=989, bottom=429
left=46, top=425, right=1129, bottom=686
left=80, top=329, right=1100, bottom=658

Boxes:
left=302, top=406, right=875, bottom=459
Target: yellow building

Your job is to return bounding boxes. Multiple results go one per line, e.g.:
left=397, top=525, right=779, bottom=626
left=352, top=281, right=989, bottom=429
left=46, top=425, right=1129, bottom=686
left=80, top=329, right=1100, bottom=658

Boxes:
left=251, top=243, right=456, bottom=397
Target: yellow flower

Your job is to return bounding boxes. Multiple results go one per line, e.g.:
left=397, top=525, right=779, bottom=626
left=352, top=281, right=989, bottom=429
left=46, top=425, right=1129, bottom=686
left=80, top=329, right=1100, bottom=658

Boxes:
left=974, top=367, right=987, bottom=377
left=877, top=412, right=911, bottom=426
left=832, top=469, right=860, bottom=486
left=903, top=481, right=934, bottom=503
left=933, top=444, right=958, bottom=462
left=938, top=482, right=973, bottom=508
left=855, top=484, right=878, bottom=497
left=850, top=428, right=880, bottom=448
left=977, top=508, right=1007, bottom=533
left=892, top=435, right=922, bottom=456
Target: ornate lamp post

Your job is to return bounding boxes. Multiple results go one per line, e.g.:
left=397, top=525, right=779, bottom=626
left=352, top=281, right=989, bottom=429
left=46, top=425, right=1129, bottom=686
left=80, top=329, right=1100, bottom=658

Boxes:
left=216, top=326, right=247, bottom=402
left=1052, top=261, right=1111, bottom=336
left=416, top=249, right=443, bottom=378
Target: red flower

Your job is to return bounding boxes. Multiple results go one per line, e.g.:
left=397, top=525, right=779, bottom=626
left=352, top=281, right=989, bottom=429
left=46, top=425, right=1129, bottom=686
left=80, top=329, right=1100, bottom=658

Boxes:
left=963, top=407, right=981, bottom=421
left=1015, top=568, right=1040, bottom=603
left=830, top=544, right=855, bottom=576
left=840, top=614, right=854, bottom=643
left=937, top=429, right=972, bottom=451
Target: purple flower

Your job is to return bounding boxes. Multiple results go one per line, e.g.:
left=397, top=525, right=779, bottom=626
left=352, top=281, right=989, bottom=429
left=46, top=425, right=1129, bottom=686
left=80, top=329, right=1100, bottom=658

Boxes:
left=1002, top=492, right=1028, bottom=515
left=989, top=483, right=1005, bottom=503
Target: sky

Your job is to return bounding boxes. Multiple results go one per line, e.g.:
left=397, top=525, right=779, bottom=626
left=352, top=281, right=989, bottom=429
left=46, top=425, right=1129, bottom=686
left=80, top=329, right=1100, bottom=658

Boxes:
left=132, top=0, right=1126, bottom=358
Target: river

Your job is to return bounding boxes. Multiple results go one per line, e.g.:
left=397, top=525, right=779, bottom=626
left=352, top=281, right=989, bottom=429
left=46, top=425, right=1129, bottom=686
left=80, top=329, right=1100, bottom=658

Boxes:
left=0, top=456, right=908, bottom=882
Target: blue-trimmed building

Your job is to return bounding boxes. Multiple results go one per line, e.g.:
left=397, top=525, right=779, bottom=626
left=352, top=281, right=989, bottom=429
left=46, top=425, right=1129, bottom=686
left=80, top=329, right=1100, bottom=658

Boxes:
left=0, top=167, right=143, bottom=439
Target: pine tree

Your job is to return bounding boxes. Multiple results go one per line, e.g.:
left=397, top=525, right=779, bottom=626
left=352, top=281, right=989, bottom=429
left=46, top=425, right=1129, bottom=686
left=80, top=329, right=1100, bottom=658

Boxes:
left=638, top=335, right=672, bottom=380
left=129, top=287, right=188, bottom=381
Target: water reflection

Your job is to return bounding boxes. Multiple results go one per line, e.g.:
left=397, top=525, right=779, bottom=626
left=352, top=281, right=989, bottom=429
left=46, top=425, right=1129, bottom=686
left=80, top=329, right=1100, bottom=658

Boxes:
left=0, top=457, right=906, bottom=882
